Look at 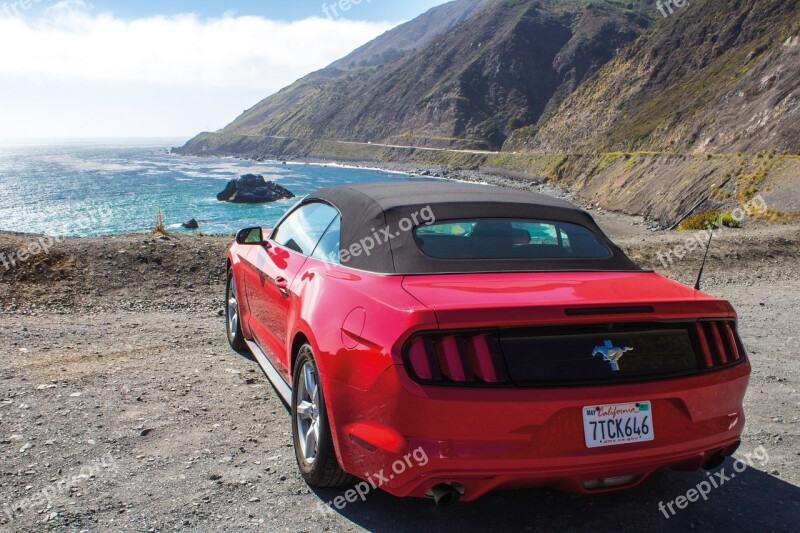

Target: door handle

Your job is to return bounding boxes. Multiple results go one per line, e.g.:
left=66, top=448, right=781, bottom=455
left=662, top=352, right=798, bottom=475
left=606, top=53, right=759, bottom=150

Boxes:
left=275, top=276, right=290, bottom=297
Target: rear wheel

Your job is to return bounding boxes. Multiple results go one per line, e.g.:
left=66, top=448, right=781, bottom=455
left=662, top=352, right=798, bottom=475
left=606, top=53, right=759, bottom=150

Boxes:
left=292, top=345, right=351, bottom=487
left=226, top=268, right=246, bottom=350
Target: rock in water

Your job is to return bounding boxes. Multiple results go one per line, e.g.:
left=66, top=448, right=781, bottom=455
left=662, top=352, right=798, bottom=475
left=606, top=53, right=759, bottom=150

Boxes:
left=182, top=219, right=199, bottom=230
left=217, top=174, right=295, bottom=204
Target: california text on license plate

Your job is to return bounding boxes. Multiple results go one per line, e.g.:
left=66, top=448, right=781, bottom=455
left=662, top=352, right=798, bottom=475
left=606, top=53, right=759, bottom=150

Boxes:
left=583, top=402, right=654, bottom=448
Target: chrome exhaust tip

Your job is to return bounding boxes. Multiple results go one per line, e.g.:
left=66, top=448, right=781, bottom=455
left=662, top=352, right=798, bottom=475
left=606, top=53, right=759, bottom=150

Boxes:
left=429, top=483, right=463, bottom=507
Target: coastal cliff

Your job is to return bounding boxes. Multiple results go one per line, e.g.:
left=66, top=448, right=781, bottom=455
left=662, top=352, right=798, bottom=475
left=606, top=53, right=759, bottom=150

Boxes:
left=176, top=0, right=800, bottom=223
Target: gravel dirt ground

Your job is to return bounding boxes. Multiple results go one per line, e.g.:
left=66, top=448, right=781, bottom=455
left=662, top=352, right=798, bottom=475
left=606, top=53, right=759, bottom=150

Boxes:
left=1, top=215, right=798, bottom=532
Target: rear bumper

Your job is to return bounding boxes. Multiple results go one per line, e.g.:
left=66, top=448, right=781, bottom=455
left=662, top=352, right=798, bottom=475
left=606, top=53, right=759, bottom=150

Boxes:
left=325, top=359, right=750, bottom=502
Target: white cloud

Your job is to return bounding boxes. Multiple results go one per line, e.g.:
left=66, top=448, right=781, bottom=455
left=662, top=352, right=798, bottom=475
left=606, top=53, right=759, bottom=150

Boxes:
left=0, top=1, right=395, bottom=137
left=0, top=1, right=393, bottom=88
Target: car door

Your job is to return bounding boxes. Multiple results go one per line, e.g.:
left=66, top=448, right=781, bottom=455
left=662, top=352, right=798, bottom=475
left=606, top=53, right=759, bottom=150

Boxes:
left=244, top=201, right=339, bottom=378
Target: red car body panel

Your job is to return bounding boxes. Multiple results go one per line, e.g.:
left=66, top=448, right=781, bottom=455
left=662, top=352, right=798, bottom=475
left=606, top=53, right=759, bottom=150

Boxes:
left=400, top=272, right=735, bottom=330
left=228, top=235, right=751, bottom=501
left=330, top=357, right=748, bottom=501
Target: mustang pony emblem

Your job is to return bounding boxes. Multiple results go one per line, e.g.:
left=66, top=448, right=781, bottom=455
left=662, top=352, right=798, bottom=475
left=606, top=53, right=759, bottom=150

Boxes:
left=592, top=340, right=633, bottom=372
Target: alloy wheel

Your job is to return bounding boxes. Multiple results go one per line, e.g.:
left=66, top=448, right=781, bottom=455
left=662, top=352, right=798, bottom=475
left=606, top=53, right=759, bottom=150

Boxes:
left=227, top=277, right=239, bottom=339
left=295, top=362, right=320, bottom=464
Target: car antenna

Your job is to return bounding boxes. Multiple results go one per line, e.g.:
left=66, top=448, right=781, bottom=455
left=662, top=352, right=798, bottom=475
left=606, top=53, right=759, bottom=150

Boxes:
left=694, top=221, right=716, bottom=291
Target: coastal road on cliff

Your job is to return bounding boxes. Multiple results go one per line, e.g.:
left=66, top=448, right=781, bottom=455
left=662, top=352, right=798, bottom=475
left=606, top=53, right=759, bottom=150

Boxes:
left=234, top=133, right=502, bottom=155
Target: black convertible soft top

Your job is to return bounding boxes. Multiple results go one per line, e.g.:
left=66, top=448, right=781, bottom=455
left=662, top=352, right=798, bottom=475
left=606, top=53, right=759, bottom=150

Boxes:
left=308, top=181, right=642, bottom=274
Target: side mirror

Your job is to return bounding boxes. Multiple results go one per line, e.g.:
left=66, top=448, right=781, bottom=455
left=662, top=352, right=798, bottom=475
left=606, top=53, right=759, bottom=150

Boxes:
left=236, top=227, right=265, bottom=245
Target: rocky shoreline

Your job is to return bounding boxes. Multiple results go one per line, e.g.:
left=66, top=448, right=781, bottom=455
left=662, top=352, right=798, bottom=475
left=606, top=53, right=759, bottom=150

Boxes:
left=203, top=154, right=670, bottom=230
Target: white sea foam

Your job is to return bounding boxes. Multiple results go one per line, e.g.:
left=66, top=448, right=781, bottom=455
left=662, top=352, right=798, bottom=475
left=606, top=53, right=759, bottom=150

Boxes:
left=0, top=141, right=424, bottom=237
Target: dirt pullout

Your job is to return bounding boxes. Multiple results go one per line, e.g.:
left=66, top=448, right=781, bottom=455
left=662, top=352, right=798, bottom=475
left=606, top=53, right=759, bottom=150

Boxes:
left=0, top=233, right=231, bottom=314
left=1, top=223, right=798, bottom=531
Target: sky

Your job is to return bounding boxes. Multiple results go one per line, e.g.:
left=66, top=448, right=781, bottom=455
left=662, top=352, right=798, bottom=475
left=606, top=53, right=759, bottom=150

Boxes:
left=0, top=0, right=451, bottom=140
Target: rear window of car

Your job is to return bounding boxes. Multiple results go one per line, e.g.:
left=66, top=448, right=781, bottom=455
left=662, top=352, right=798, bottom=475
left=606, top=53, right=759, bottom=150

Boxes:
left=415, top=219, right=612, bottom=260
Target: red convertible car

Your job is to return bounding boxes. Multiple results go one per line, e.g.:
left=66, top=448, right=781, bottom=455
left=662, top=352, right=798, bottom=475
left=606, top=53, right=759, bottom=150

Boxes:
left=225, top=181, right=750, bottom=505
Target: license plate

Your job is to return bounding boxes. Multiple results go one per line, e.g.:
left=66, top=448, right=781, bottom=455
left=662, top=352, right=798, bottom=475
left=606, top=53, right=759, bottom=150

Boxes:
left=583, top=402, right=654, bottom=448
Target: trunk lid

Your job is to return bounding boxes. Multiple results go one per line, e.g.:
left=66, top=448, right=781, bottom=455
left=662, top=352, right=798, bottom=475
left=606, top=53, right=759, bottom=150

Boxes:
left=401, top=272, right=734, bottom=328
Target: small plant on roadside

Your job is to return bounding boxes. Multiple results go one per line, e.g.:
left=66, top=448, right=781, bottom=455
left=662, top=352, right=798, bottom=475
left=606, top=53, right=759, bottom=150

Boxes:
left=153, top=207, right=167, bottom=236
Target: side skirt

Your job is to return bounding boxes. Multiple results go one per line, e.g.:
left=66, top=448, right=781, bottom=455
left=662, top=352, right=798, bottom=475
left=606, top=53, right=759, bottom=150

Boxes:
left=246, top=339, right=292, bottom=404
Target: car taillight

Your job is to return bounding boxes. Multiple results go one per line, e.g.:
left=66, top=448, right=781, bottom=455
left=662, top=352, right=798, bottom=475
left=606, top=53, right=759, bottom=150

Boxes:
left=694, top=321, right=745, bottom=369
left=404, top=332, right=508, bottom=385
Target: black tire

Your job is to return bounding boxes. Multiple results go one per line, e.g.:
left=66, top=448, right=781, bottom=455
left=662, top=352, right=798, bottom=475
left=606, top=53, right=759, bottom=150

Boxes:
left=226, top=268, right=247, bottom=351
left=292, top=345, right=352, bottom=488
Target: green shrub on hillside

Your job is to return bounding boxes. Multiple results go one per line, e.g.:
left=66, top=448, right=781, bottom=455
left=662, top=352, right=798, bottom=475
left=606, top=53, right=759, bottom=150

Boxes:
left=678, top=210, right=740, bottom=231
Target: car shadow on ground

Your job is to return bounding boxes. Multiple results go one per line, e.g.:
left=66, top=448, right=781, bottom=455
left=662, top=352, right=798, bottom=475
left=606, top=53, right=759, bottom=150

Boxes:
left=312, top=458, right=797, bottom=532
left=232, top=347, right=256, bottom=363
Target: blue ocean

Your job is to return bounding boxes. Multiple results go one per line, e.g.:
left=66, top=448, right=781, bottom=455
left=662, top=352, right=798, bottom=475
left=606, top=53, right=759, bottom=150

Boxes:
left=0, top=139, right=419, bottom=237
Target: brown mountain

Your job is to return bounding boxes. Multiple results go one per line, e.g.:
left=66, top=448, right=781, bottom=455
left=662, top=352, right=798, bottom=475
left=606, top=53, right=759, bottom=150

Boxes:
left=508, top=0, right=800, bottom=154
left=178, top=0, right=653, bottom=154
left=175, top=0, right=800, bottom=223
